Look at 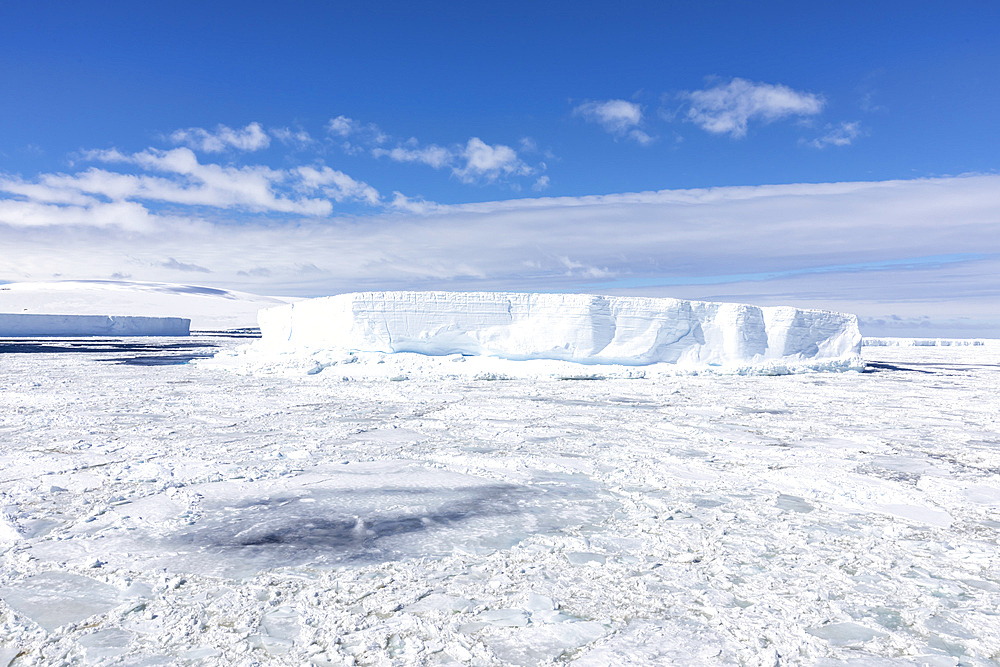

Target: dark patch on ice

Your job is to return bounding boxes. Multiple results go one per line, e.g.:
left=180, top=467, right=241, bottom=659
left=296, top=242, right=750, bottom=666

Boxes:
left=863, top=362, right=935, bottom=374
left=159, top=477, right=613, bottom=576
left=111, top=353, right=216, bottom=366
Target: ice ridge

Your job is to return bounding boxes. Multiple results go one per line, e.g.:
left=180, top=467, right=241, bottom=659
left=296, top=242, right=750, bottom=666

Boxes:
left=257, top=292, right=861, bottom=368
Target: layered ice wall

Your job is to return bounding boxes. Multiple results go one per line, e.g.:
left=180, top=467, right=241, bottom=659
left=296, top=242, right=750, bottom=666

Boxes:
left=258, top=292, right=861, bottom=367
left=0, top=313, right=190, bottom=337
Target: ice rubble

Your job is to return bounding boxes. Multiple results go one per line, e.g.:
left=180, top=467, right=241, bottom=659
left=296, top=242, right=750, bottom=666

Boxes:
left=256, top=291, right=862, bottom=372
left=0, top=313, right=190, bottom=337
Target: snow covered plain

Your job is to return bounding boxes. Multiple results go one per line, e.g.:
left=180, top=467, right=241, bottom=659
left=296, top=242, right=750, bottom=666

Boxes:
left=1, top=332, right=998, bottom=665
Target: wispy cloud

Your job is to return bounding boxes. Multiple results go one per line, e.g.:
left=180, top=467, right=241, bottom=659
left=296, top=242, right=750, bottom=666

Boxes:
left=170, top=122, right=271, bottom=152
left=295, top=165, right=380, bottom=205
left=4, top=174, right=999, bottom=336
left=326, top=114, right=543, bottom=186
left=270, top=127, right=313, bottom=148
left=0, top=145, right=392, bottom=233
left=681, top=78, right=824, bottom=138
left=373, top=137, right=535, bottom=185
left=803, top=121, right=863, bottom=148
left=573, top=99, right=653, bottom=145
left=162, top=257, right=211, bottom=273
left=373, top=141, right=453, bottom=169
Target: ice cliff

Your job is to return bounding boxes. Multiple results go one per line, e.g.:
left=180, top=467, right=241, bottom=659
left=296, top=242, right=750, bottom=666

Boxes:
left=0, top=313, right=190, bottom=337
left=258, top=292, right=861, bottom=368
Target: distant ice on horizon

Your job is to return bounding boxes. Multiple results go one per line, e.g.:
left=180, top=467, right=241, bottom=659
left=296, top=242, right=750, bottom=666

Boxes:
left=0, top=280, right=295, bottom=330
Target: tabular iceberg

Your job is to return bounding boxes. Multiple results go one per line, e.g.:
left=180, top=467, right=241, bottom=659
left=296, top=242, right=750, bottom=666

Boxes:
left=258, top=292, right=861, bottom=368
left=0, top=313, right=190, bottom=337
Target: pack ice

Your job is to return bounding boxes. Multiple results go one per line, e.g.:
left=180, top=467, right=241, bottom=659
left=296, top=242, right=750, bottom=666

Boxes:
left=258, top=291, right=861, bottom=368
left=0, top=313, right=190, bottom=337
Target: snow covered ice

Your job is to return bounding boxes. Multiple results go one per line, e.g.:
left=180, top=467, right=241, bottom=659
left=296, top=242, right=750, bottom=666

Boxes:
left=1, top=294, right=999, bottom=664
left=257, top=291, right=863, bottom=371
left=0, top=313, right=190, bottom=337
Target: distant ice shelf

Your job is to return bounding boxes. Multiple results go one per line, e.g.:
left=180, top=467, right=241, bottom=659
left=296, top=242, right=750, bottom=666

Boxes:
left=256, top=291, right=862, bottom=370
left=863, top=337, right=990, bottom=347
left=0, top=313, right=190, bottom=337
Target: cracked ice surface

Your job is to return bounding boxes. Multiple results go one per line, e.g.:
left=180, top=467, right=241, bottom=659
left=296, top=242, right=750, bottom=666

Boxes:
left=0, top=336, right=998, bottom=665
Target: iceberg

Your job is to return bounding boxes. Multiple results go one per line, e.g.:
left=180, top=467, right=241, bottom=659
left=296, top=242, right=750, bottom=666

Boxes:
left=257, top=292, right=861, bottom=368
left=0, top=313, right=190, bottom=337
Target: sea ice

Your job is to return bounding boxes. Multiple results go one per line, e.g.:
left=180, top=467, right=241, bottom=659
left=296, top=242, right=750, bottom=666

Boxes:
left=0, top=572, right=122, bottom=632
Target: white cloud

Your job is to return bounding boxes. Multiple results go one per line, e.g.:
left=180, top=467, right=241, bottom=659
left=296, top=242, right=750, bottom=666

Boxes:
left=373, top=136, right=535, bottom=185
left=327, top=116, right=388, bottom=146
left=373, top=142, right=453, bottom=169
left=295, top=165, right=380, bottom=205
left=89, top=147, right=333, bottom=215
left=327, top=115, right=357, bottom=137
left=270, top=127, right=313, bottom=147
left=6, top=174, right=1000, bottom=335
left=532, top=175, right=551, bottom=191
left=454, top=138, right=530, bottom=183
left=0, top=145, right=397, bottom=233
left=804, top=121, right=863, bottom=149
left=170, top=122, right=271, bottom=152
left=574, top=100, right=653, bottom=144
left=682, top=78, right=824, bottom=138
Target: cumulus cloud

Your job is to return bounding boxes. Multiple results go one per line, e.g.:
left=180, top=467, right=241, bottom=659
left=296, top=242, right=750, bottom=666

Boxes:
left=170, top=122, right=271, bottom=152
left=327, top=115, right=357, bottom=137
left=804, top=121, right=863, bottom=148
left=574, top=99, right=653, bottom=144
left=454, top=138, right=531, bottom=183
left=682, top=78, right=824, bottom=138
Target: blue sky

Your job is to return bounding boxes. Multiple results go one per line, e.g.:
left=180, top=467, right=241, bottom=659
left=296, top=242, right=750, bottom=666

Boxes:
left=1, top=1, right=999, bottom=335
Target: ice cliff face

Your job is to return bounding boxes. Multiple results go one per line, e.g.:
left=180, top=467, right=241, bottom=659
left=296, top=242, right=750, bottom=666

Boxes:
left=0, top=313, right=190, bottom=337
left=258, top=292, right=861, bottom=368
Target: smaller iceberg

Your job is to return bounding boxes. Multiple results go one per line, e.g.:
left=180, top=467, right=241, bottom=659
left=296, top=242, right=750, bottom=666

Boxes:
left=0, top=313, right=190, bottom=337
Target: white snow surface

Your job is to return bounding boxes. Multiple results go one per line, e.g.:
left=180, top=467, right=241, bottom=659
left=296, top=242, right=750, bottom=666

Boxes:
left=0, top=313, right=189, bottom=337
left=256, top=291, right=862, bottom=372
left=1, top=339, right=999, bottom=665
left=0, top=280, right=295, bottom=330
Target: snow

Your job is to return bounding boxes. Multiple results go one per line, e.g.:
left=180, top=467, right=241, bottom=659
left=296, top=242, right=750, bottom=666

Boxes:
left=255, top=291, right=862, bottom=373
left=864, top=337, right=990, bottom=347
left=0, top=283, right=996, bottom=664
left=1, top=335, right=999, bottom=665
left=0, top=313, right=189, bottom=337
left=0, top=280, right=296, bottom=330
